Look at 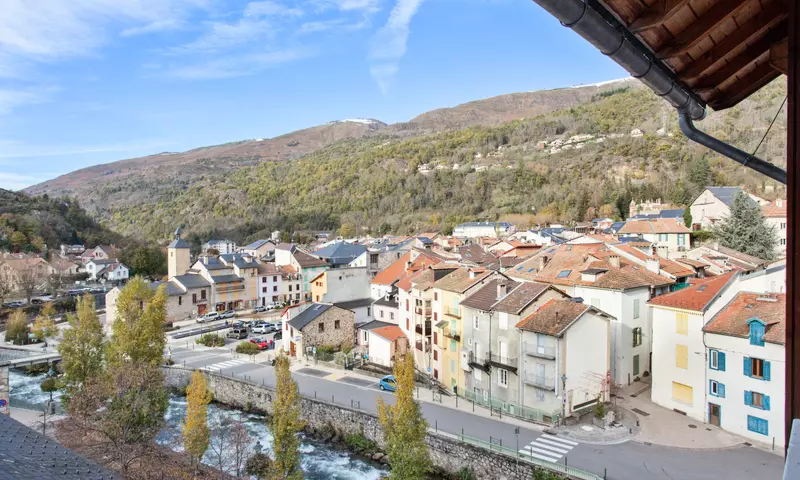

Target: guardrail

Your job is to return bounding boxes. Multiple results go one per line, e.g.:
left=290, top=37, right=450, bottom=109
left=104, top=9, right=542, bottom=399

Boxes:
left=523, top=342, right=556, bottom=359
left=523, top=373, right=556, bottom=390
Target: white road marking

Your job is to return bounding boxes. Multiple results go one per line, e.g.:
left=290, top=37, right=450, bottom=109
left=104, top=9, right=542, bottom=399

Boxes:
left=518, top=434, right=578, bottom=463
left=201, top=359, right=248, bottom=371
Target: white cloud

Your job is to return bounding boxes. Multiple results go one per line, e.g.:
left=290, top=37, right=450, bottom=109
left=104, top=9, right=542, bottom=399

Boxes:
left=0, top=87, right=57, bottom=114
left=0, top=138, right=177, bottom=160
left=244, top=1, right=304, bottom=18
left=0, top=171, right=60, bottom=191
left=368, top=0, right=425, bottom=93
left=164, top=49, right=314, bottom=79
left=299, top=17, right=371, bottom=34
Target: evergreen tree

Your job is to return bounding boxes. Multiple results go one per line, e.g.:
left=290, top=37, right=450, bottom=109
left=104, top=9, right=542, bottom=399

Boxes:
left=683, top=208, right=693, bottom=229
left=714, top=192, right=777, bottom=261
left=107, top=277, right=168, bottom=366
left=270, top=354, right=305, bottom=480
left=377, top=354, right=431, bottom=480
left=183, top=370, right=213, bottom=466
left=58, top=294, right=105, bottom=400
left=688, top=157, right=711, bottom=188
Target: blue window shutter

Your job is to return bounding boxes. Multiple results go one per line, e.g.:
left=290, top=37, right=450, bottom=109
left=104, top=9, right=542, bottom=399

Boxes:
left=719, top=383, right=726, bottom=398
left=764, top=395, right=770, bottom=411
left=744, top=390, right=752, bottom=406
left=718, top=352, right=726, bottom=371
left=764, top=361, right=771, bottom=381
left=743, top=357, right=751, bottom=377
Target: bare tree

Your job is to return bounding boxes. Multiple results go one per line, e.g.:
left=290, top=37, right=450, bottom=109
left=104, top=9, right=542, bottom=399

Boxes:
left=0, top=274, right=13, bottom=306
left=17, top=267, right=39, bottom=303
left=207, top=415, right=232, bottom=474
left=229, top=415, right=253, bottom=478
left=47, top=273, right=64, bottom=296
left=207, top=413, right=253, bottom=477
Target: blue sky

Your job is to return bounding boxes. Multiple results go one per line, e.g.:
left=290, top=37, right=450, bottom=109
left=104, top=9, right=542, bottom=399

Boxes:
left=0, top=0, right=627, bottom=191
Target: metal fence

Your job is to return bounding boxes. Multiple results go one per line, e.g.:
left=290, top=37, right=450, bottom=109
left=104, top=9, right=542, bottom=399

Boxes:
left=464, top=390, right=561, bottom=426
left=453, top=432, right=603, bottom=480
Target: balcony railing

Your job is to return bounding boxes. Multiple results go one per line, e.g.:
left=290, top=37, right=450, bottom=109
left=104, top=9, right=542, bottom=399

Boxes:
left=523, top=373, right=555, bottom=390
left=444, top=306, right=462, bottom=319
left=487, top=352, right=518, bottom=371
left=415, top=306, right=432, bottom=317
left=216, top=284, right=245, bottom=294
left=442, top=326, right=461, bottom=341
left=415, top=339, right=430, bottom=352
left=467, top=351, right=489, bottom=371
left=415, top=321, right=432, bottom=336
left=523, top=343, right=556, bottom=360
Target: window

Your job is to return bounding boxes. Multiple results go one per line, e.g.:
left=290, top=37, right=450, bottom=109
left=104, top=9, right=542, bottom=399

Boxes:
left=289, top=285, right=293, bottom=292
left=633, top=299, right=640, bottom=319
left=450, top=359, right=455, bottom=373
left=499, top=312, right=508, bottom=330
left=363, top=331, right=368, bottom=343
left=709, top=350, right=726, bottom=371
left=450, top=339, right=456, bottom=352
left=434, top=312, right=438, bottom=321
left=672, top=382, right=693, bottom=405
left=676, top=313, right=688, bottom=335
left=433, top=332, right=438, bottom=344
left=367, top=307, right=371, bottom=317
left=273, top=276, right=278, bottom=281
left=709, top=380, right=726, bottom=398
left=433, top=350, right=438, bottom=361
left=201, top=290, right=207, bottom=300
left=390, top=312, right=394, bottom=320
left=434, top=292, right=438, bottom=301
left=747, top=416, right=769, bottom=436
left=318, top=323, right=325, bottom=333
left=744, top=357, right=770, bottom=380
left=434, top=369, right=438, bottom=379
left=781, top=238, right=787, bottom=246
left=745, top=391, right=770, bottom=410
left=406, top=299, right=409, bottom=311
left=678, top=234, right=686, bottom=246
left=262, top=277, right=267, bottom=282
left=633, top=355, right=640, bottom=376
left=658, top=233, right=668, bottom=242
left=498, top=369, right=508, bottom=387
left=675, top=344, right=688, bottom=369
left=334, top=320, right=340, bottom=330
left=192, top=293, right=197, bottom=304
left=406, top=318, right=409, bottom=330
left=473, top=315, right=479, bottom=330
left=557, top=270, right=571, bottom=278
left=473, top=368, right=482, bottom=382
left=781, top=222, right=787, bottom=230
left=380, top=310, right=384, bottom=319
left=749, top=320, right=765, bottom=346
left=263, top=287, right=267, bottom=293
left=178, top=296, right=182, bottom=306
left=632, top=327, right=643, bottom=347
left=535, top=389, right=545, bottom=402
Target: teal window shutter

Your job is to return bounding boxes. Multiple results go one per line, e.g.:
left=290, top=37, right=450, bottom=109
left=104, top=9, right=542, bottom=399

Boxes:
left=744, top=390, right=752, bottom=406
left=764, top=395, right=770, bottom=411
left=743, top=357, right=751, bottom=377
left=749, top=322, right=765, bottom=346
left=719, top=383, right=726, bottom=398
left=764, top=361, right=771, bottom=381
left=718, top=352, right=726, bottom=371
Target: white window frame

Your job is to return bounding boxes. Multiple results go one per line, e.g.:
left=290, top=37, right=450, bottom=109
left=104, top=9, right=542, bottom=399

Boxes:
left=535, top=388, right=545, bottom=402
left=633, top=299, right=640, bottom=319
left=710, top=350, right=719, bottom=369
left=473, top=315, right=479, bottom=330
left=498, top=368, right=508, bottom=388
left=499, top=312, right=508, bottom=330
left=710, top=380, right=719, bottom=396
left=474, top=368, right=482, bottom=382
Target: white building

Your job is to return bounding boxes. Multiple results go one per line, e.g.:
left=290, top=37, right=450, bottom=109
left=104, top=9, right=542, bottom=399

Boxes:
left=702, top=292, right=785, bottom=448
left=762, top=200, right=787, bottom=256
left=257, top=263, right=282, bottom=306
left=689, top=187, right=767, bottom=231
left=85, top=259, right=129, bottom=282
left=617, top=219, right=691, bottom=253
left=452, top=222, right=516, bottom=239
left=365, top=324, right=408, bottom=367
left=203, top=239, right=237, bottom=255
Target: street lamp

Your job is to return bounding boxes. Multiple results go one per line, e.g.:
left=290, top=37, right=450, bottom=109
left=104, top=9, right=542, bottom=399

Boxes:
left=561, top=374, right=567, bottom=426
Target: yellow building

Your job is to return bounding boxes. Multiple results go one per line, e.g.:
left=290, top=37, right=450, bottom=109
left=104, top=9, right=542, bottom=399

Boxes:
left=431, top=267, right=497, bottom=393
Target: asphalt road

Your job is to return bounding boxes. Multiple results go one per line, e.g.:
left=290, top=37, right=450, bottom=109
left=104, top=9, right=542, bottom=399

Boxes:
left=166, top=343, right=785, bottom=480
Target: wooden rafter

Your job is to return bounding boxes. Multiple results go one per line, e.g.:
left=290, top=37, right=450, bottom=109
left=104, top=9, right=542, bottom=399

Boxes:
left=656, top=0, right=751, bottom=59
left=770, top=38, right=789, bottom=74
left=707, top=61, right=781, bottom=109
left=677, top=3, right=787, bottom=81
left=692, top=23, right=787, bottom=90
left=629, top=0, right=690, bottom=33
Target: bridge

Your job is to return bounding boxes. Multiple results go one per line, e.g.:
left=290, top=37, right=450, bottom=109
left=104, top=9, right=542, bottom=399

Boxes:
left=1, top=347, right=61, bottom=415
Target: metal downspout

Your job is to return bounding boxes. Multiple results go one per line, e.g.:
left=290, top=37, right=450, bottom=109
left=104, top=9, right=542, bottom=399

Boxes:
left=531, top=0, right=787, bottom=184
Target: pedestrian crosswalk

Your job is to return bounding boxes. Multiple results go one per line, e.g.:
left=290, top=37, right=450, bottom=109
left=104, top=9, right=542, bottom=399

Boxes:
left=201, top=358, right=249, bottom=372
left=519, top=434, right=578, bottom=463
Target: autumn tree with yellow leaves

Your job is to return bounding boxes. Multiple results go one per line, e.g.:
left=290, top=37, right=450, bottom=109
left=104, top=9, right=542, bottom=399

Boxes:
left=270, top=354, right=305, bottom=480
left=183, top=370, right=213, bottom=466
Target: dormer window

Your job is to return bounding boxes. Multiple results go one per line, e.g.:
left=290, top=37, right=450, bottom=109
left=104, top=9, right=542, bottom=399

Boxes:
left=748, top=319, right=766, bottom=347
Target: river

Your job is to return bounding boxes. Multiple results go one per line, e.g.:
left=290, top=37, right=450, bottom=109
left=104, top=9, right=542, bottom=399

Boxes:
left=9, top=369, right=388, bottom=479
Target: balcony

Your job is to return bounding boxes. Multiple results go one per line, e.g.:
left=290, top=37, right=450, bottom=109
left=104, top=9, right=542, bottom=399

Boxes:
left=487, top=352, right=518, bottom=372
left=444, top=306, right=461, bottom=319
left=216, top=284, right=245, bottom=294
left=415, top=306, right=432, bottom=317
left=467, top=351, right=489, bottom=372
left=524, top=343, right=556, bottom=360
left=415, top=321, right=432, bottom=336
left=523, top=373, right=555, bottom=391
left=442, top=326, right=461, bottom=341
left=415, top=339, right=431, bottom=352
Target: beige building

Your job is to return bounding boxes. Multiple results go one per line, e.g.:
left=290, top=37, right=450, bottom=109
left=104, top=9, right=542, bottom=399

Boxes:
left=762, top=200, right=787, bottom=256
left=168, top=227, right=191, bottom=278
left=618, top=219, right=691, bottom=253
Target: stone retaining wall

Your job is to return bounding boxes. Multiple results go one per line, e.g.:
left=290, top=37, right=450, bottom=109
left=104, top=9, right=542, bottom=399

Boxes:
left=163, top=368, right=573, bottom=480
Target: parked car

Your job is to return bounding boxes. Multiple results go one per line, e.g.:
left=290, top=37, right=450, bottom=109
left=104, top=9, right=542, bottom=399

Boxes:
left=273, top=330, right=282, bottom=341
left=253, top=306, right=267, bottom=313
left=3, top=301, right=25, bottom=308
left=264, top=302, right=281, bottom=311
left=379, top=375, right=397, bottom=392
left=270, top=322, right=282, bottom=332
left=249, top=337, right=269, bottom=350
left=220, top=310, right=236, bottom=319
left=197, top=312, right=220, bottom=323
left=226, top=328, right=248, bottom=340
left=251, top=323, right=270, bottom=335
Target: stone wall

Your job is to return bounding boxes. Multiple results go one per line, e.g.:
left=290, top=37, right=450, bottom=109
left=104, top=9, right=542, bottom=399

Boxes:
left=163, top=368, right=580, bottom=480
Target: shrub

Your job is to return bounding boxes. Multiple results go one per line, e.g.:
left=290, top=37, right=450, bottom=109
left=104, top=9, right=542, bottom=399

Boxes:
left=457, top=466, right=477, bottom=480
left=316, top=344, right=336, bottom=355
left=594, top=397, right=605, bottom=419
left=236, top=341, right=261, bottom=356
left=196, top=333, right=225, bottom=347
left=344, top=433, right=376, bottom=453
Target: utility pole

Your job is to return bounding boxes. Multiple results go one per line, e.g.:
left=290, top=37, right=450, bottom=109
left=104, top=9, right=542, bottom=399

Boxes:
left=488, top=310, right=493, bottom=411
left=561, top=374, right=568, bottom=426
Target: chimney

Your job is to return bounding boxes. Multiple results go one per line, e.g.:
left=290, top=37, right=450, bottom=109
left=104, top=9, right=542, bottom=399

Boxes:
left=777, top=199, right=784, bottom=208
left=469, top=270, right=476, bottom=279
left=497, top=281, right=508, bottom=298
left=406, top=261, right=412, bottom=273
left=656, top=246, right=669, bottom=259
left=538, top=255, right=549, bottom=272
left=202, top=256, right=209, bottom=265
left=608, top=255, right=620, bottom=269
left=646, top=257, right=660, bottom=274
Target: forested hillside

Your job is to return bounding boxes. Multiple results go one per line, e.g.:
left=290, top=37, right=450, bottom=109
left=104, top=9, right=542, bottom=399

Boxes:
left=100, top=78, right=787, bottom=245
left=0, top=189, right=125, bottom=253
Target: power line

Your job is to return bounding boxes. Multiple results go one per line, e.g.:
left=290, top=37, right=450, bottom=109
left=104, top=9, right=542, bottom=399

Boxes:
left=751, top=95, right=787, bottom=158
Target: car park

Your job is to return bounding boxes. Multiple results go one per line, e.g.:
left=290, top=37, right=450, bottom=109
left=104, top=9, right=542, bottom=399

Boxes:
left=226, top=328, right=248, bottom=340
left=379, top=375, right=397, bottom=392
left=251, top=323, right=270, bottom=334
left=273, top=330, right=282, bottom=341
left=249, top=337, right=269, bottom=350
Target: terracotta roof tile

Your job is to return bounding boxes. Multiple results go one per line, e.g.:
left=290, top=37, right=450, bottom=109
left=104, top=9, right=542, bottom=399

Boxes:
left=371, top=252, right=411, bottom=286
left=619, top=219, right=691, bottom=235
left=458, top=244, right=497, bottom=266
left=492, top=282, right=557, bottom=314
left=460, top=279, right=520, bottom=311
left=371, top=325, right=407, bottom=343
left=432, top=267, right=493, bottom=293
left=703, top=292, right=785, bottom=344
left=762, top=200, right=787, bottom=218
left=515, top=299, right=591, bottom=336
left=648, top=271, right=737, bottom=312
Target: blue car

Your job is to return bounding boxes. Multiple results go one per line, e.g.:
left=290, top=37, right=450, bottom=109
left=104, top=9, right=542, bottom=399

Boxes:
left=379, top=375, right=397, bottom=392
